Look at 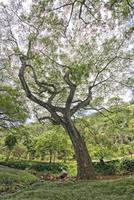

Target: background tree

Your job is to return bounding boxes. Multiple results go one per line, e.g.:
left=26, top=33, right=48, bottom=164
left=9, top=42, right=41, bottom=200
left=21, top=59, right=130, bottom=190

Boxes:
left=4, top=133, right=17, bottom=161
left=35, top=128, right=72, bottom=163
left=78, top=103, right=134, bottom=160
left=0, top=85, right=27, bottom=129
left=0, top=45, right=28, bottom=129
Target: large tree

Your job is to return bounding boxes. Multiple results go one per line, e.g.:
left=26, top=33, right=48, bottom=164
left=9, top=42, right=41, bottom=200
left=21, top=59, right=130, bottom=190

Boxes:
left=0, top=0, right=133, bottom=179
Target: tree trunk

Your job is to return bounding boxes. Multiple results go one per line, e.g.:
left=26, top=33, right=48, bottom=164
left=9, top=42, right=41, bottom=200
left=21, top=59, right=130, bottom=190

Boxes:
left=53, top=152, right=56, bottom=163
left=5, top=149, right=11, bottom=161
left=64, top=117, right=96, bottom=180
left=24, top=152, right=29, bottom=160
left=49, top=150, right=52, bottom=163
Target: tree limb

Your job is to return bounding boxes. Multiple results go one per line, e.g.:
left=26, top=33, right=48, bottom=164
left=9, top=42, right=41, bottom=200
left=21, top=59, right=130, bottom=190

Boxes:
left=64, top=71, right=76, bottom=111
left=19, top=56, right=65, bottom=125
left=71, top=86, right=92, bottom=115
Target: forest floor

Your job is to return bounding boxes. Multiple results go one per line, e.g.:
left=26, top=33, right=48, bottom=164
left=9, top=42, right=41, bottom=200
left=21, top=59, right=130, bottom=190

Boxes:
left=0, top=166, right=134, bottom=200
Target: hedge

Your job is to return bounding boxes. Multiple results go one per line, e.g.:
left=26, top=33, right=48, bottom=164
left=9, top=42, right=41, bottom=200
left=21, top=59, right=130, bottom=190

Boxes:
left=0, top=158, right=133, bottom=175
left=0, top=160, right=67, bottom=173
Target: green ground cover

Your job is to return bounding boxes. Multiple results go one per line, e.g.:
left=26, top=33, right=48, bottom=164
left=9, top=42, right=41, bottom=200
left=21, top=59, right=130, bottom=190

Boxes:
left=0, top=165, right=38, bottom=195
left=1, top=176, right=134, bottom=200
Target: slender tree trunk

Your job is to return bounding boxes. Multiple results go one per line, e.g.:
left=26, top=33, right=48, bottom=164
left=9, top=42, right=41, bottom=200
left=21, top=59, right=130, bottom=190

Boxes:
left=49, top=150, right=52, bottom=163
left=53, top=152, right=56, bottom=163
left=24, top=152, right=29, bottom=160
left=5, top=149, right=11, bottom=161
left=64, top=117, right=96, bottom=180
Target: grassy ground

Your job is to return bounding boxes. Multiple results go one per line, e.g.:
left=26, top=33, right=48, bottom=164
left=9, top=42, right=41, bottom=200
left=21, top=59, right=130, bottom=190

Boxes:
left=1, top=175, right=134, bottom=200
left=0, top=165, right=38, bottom=195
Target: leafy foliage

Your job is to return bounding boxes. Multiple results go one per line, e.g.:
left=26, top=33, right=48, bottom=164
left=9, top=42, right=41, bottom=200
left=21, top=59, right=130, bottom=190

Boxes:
left=0, top=85, right=27, bottom=128
left=76, top=103, right=134, bottom=159
left=5, top=134, right=17, bottom=151
left=0, top=103, right=134, bottom=163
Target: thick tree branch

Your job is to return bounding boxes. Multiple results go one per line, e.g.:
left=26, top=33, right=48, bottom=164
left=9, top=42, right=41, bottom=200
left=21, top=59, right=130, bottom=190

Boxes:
left=19, top=57, right=52, bottom=110
left=38, top=116, right=60, bottom=125
left=23, top=63, right=55, bottom=94
left=79, top=0, right=89, bottom=24
left=126, top=0, right=134, bottom=9
left=20, top=60, right=64, bottom=112
left=83, top=2, right=100, bottom=22
left=64, top=71, right=76, bottom=111
left=71, top=86, right=92, bottom=115
left=109, top=0, right=118, bottom=9
left=19, top=56, right=65, bottom=125
left=34, top=109, right=60, bottom=125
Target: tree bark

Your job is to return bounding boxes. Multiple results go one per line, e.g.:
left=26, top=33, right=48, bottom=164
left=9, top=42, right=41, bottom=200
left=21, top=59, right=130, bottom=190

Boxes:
left=64, top=117, right=96, bottom=180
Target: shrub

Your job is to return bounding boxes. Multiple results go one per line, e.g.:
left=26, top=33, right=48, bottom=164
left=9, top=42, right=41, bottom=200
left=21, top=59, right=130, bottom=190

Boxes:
left=0, top=154, right=5, bottom=160
left=93, top=159, right=134, bottom=175
left=94, top=161, right=117, bottom=175
left=0, top=160, right=67, bottom=173
left=0, top=160, right=29, bottom=170
left=30, top=162, right=67, bottom=173
left=120, top=159, right=134, bottom=173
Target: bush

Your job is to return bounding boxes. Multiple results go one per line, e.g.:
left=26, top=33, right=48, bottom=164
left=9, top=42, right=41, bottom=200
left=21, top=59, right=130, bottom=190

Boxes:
left=93, top=159, right=134, bottom=175
left=0, top=154, right=5, bottom=160
left=31, top=162, right=67, bottom=173
left=0, top=160, right=67, bottom=173
left=94, top=161, right=117, bottom=175
left=0, top=160, right=29, bottom=170
left=120, top=159, right=134, bottom=173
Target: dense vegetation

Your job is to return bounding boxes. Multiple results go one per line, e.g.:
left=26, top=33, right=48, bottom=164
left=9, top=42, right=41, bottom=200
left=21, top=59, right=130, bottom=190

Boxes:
left=0, top=103, right=134, bottom=180
left=0, top=103, right=134, bottom=163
